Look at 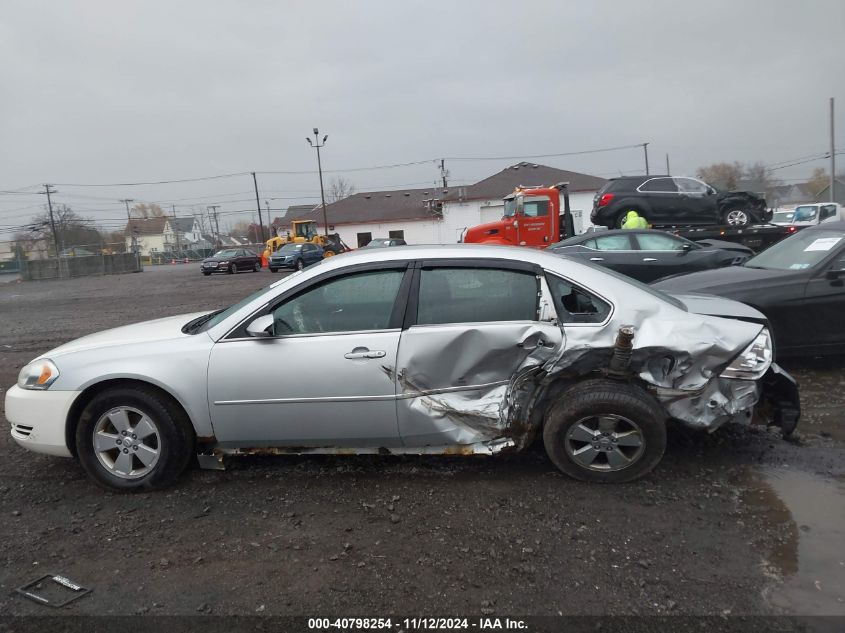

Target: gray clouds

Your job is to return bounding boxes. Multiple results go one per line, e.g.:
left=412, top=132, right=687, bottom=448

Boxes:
left=1, top=0, right=843, bottom=228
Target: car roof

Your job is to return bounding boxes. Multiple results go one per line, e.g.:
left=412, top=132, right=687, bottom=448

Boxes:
left=608, top=175, right=671, bottom=182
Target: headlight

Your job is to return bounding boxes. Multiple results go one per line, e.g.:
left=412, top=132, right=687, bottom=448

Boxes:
left=18, top=359, right=60, bottom=390
left=720, top=329, right=772, bottom=380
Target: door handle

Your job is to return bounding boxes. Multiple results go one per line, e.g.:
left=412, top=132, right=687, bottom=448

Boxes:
left=589, top=257, right=604, bottom=261
left=344, top=348, right=386, bottom=360
left=642, top=258, right=658, bottom=262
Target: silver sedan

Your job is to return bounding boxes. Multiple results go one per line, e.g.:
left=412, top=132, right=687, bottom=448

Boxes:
left=6, top=244, right=800, bottom=490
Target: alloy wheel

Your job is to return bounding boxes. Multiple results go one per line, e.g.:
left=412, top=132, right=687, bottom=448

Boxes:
left=564, top=414, right=645, bottom=472
left=92, top=406, right=161, bottom=479
left=725, top=209, right=749, bottom=226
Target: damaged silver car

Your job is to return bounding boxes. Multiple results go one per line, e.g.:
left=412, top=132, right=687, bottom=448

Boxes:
left=6, top=245, right=800, bottom=490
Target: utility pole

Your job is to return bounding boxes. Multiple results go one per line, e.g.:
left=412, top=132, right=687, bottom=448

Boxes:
left=264, top=200, right=271, bottom=240
left=42, top=184, right=61, bottom=256
left=171, top=204, right=181, bottom=255
left=830, top=97, right=836, bottom=203
left=251, top=172, right=266, bottom=242
left=665, top=154, right=671, bottom=175
left=440, top=159, right=449, bottom=188
left=643, top=143, right=650, bottom=175
left=120, top=198, right=135, bottom=253
left=207, top=205, right=221, bottom=248
left=306, top=128, right=329, bottom=236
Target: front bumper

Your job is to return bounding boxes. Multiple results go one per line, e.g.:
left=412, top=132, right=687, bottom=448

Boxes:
left=5, top=384, right=78, bottom=457
left=757, top=363, right=801, bottom=437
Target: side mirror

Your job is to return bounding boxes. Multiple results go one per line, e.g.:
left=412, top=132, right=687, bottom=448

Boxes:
left=246, top=314, right=275, bottom=338
left=825, top=268, right=845, bottom=281
left=680, top=243, right=693, bottom=255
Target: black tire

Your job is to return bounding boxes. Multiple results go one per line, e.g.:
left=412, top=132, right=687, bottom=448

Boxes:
left=202, top=272, right=211, bottom=276
left=721, top=207, right=750, bottom=226
left=228, top=263, right=236, bottom=274
left=269, top=267, right=278, bottom=273
left=296, top=259, right=305, bottom=271
left=253, top=261, right=261, bottom=272
left=543, top=379, right=666, bottom=483
left=75, top=386, right=194, bottom=491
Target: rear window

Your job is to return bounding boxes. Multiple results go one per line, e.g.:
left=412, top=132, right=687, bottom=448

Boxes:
left=599, top=179, right=638, bottom=194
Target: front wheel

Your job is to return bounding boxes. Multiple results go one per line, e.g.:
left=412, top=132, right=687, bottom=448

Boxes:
left=202, top=272, right=211, bottom=276
left=543, top=379, right=666, bottom=483
left=296, top=259, right=305, bottom=271
left=269, top=267, right=278, bottom=273
left=75, top=386, right=194, bottom=491
left=722, top=208, right=750, bottom=226
left=228, top=263, right=236, bottom=274
left=253, top=261, right=261, bottom=272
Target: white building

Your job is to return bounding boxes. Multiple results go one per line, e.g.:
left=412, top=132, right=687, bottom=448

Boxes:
left=292, top=162, right=606, bottom=246
left=125, top=217, right=167, bottom=256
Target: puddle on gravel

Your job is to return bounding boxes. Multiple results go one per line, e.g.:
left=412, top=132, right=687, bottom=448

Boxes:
left=738, top=467, right=845, bottom=615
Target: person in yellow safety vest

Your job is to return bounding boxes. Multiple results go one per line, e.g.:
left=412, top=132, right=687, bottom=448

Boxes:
left=622, top=210, right=650, bottom=229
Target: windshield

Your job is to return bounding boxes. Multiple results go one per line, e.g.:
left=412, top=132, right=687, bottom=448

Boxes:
left=745, top=229, right=843, bottom=270
left=793, top=206, right=818, bottom=222
left=503, top=197, right=517, bottom=217
left=772, top=211, right=795, bottom=222
left=185, top=285, right=273, bottom=334
left=212, top=249, right=239, bottom=258
left=364, top=239, right=389, bottom=247
left=278, top=243, right=304, bottom=253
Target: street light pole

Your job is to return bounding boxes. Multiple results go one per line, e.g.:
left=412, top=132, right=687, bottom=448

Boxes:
left=120, top=198, right=135, bottom=253
left=307, top=128, right=329, bottom=236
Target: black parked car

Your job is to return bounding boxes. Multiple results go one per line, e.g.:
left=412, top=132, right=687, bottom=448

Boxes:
left=550, top=229, right=752, bottom=282
left=591, top=176, right=770, bottom=229
left=653, top=222, right=845, bottom=356
left=360, top=237, right=408, bottom=248
left=201, top=248, right=262, bottom=275
left=268, top=242, right=325, bottom=272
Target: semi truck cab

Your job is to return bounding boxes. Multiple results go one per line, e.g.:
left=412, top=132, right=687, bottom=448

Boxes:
left=463, top=183, right=573, bottom=247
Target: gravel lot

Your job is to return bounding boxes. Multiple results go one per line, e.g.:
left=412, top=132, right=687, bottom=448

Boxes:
left=0, top=265, right=843, bottom=618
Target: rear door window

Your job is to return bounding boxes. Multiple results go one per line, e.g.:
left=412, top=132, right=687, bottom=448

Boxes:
left=416, top=267, right=538, bottom=325
left=592, top=234, right=634, bottom=251
left=639, top=178, right=678, bottom=193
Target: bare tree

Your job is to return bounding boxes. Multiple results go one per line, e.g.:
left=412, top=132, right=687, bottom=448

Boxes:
left=807, top=167, right=828, bottom=195
left=328, top=176, right=356, bottom=203
left=22, top=205, right=103, bottom=254
left=696, top=162, right=743, bottom=190
left=130, top=203, right=165, bottom=219
left=741, top=162, right=781, bottom=198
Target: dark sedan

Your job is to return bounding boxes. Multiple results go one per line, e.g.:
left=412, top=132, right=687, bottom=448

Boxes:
left=268, top=242, right=324, bottom=272
left=549, top=229, right=751, bottom=282
left=201, top=249, right=262, bottom=275
left=653, top=222, right=845, bottom=356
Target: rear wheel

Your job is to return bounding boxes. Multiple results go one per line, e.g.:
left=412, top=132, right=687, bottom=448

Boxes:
left=722, top=207, right=750, bottom=226
left=75, top=386, right=194, bottom=491
left=543, top=379, right=666, bottom=483
left=253, top=261, right=261, bottom=272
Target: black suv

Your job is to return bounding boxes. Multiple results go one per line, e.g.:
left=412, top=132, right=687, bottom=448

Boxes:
left=591, top=175, right=770, bottom=229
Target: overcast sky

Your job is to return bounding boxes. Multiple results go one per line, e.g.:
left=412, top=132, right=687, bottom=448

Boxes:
left=2, top=0, right=844, bottom=233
